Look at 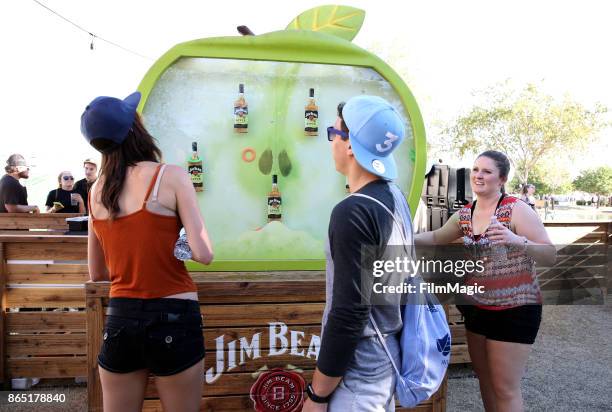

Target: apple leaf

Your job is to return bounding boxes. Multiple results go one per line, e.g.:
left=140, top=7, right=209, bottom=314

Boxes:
left=286, top=5, right=365, bottom=41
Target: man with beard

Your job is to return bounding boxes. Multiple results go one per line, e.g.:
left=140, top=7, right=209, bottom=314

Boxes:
left=73, top=158, right=98, bottom=213
left=0, top=154, right=39, bottom=213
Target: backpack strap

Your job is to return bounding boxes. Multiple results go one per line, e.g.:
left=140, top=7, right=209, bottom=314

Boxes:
left=349, top=192, right=411, bottom=253
left=369, top=313, right=401, bottom=378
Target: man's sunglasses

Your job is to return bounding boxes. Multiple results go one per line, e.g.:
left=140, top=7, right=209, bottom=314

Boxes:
left=62, top=176, right=74, bottom=181
left=327, top=126, right=349, bottom=142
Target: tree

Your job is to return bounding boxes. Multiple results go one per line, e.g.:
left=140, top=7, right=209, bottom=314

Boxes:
left=573, top=167, right=612, bottom=207
left=444, top=82, right=609, bottom=184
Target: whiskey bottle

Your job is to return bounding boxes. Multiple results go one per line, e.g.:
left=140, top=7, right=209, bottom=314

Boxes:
left=267, top=174, right=282, bottom=222
left=188, top=142, right=203, bottom=192
left=304, top=88, right=318, bottom=136
left=234, top=83, right=248, bottom=133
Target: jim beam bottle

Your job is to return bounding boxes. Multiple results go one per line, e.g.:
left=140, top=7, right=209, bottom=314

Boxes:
left=188, top=142, right=203, bottom=192
left=234, top=83, right=248, bottom=133
left=267, top=174, right=282, bottom=222
left=304, top=88, right=319, bottom=136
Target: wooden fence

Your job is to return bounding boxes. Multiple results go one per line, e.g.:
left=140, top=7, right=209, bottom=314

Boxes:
left=86, top=274, right=448, bottom=412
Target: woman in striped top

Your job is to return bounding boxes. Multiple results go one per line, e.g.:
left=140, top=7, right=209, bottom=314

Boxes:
left=415, top=150, right=555, bottom=412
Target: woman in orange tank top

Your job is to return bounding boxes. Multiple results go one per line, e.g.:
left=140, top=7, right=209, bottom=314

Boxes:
left=81, top=92, right=213, bottom=412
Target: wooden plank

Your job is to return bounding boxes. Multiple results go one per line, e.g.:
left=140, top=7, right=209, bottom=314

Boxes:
left=5, top=287, right=85, bottom=308
left=5, top=242, right=87, bottom=261
left=0, top=241, right=6, bottom=383
left=141, top=380, right=446, bottom=412
left=6, top=311, right=86, bottom=333
left=450, top=344, right=471, bottom=364
left=195, top=282, right=325, bottom=304
left=7, top=334, right=86, bottom=356
left=87, top=296, right=105, bottom=412
left=146, top=370, right=315, bottom=398
left=204, top=325, right=321, bottom=350
left=7, top=272, right=89, bottom=284
left=85, top=271, right=327, bottom=300
left=0, top=213, right=82, bottom=230
left=6, top=356, right=86, bottom=378
left=141, top=395, right=441, bottom=412
left=202, top=303, right=325, bottom=327
left=199, top=352, right=316, bottom=374
left=7, top=263, right=88, bottom=275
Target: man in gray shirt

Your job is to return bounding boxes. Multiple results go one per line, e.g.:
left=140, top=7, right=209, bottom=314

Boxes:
left=304, top=96, right=410, bottom=411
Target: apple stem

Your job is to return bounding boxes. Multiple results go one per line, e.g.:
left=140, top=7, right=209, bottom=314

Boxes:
left=237, top=25, right=254, bottom=36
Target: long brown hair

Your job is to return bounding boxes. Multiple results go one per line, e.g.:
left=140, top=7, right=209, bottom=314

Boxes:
left=98, top=114, right=162, bottom=219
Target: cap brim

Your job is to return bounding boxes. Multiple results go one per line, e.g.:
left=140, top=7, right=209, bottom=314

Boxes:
left=350, top=134, right=398, bottom=180
left=123, top=92, right=141, bottom=110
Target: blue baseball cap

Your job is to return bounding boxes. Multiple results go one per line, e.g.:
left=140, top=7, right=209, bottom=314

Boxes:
left=80, top=92, right=141, bottom=152
left=342, top=95, right=406, bottom=180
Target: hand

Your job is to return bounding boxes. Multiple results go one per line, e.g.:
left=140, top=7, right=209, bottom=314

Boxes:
left=302, top=398, right=328, bottom=412
left=73, top=194, right=84, bottom=205
left=486, top=222, right=523, bottom=247
left=30, top=206, right=40, bottom=214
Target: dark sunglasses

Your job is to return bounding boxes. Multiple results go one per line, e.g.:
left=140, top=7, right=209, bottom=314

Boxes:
left=327, top=126, right=349, bottom=142
left=62, top=176, right=74, bottom=181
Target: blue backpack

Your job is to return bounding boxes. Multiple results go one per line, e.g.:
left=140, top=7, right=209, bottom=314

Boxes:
left=352, top=189, right=450, bottom=407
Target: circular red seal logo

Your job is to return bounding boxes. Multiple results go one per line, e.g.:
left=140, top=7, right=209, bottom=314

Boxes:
left=249, top=368, right=306, bottom=412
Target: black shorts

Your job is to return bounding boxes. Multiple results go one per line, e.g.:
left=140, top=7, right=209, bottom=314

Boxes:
left=98, top=297, right=204, bottom=376
left=458, top=304, right=542, bottom=344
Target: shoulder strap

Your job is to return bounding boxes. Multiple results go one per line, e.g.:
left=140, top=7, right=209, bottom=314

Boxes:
left=370, top=313, right=401, bottom=378
left=150, top=164, right=167, bottom=202
left=142, top=164, right=163, bottom=206
left=350, top=193, right=409, bottom=245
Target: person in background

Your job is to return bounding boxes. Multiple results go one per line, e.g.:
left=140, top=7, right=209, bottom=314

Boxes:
left=82, top=91, right=213, bottom=412
left=0, top=154, right=39, bottom=213
left=45, top=171, right=85, bottom=214
left=520, top=184, right=536, bottom=209
left=74, top=158, right=98, bottom=213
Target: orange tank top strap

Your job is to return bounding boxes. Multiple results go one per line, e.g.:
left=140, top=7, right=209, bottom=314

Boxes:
left=142, top=164, right=164, bottom=207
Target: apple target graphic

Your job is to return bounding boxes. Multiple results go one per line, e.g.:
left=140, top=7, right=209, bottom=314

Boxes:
left=143, top=57, right=415, bottom=262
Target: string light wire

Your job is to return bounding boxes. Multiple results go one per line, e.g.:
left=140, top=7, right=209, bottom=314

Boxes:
left=32, top=0, right=153, bottom=61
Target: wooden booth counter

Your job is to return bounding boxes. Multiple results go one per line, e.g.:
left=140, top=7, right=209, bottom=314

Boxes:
left=86, top=273, right=449, bottom=412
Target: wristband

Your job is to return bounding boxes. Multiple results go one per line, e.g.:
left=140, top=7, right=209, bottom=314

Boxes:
left=306, top=383, right=332, bottom=404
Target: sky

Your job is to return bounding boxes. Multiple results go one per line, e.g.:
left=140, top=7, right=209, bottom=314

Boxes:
left=1, top=0, right=611, bottom=205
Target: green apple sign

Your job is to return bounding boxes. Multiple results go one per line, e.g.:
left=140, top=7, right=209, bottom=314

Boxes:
left=137, top=5, right=426, bottom=271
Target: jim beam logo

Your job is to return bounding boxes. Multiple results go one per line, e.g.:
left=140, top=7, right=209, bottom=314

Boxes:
left=250, top=366, right=306, bottom=412
left=206, top=322, right=319, bottom=383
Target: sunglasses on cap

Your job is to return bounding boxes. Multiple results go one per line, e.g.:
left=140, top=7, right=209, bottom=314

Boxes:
left=62, top=176, right=74, bottom=181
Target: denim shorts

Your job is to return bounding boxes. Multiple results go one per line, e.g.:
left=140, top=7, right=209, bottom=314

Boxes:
left=98, top=297, right=204, bottom=376
left=329, top=335, right=400, bottom=411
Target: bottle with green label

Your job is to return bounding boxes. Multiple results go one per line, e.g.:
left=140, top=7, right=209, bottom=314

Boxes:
left=187, top=142, right=203, bottom=192
left=267, top=174, right=282, bottom=222
left=234, top=83, right=248, bottom=133
left=304, top=88, right=319, bottom=136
